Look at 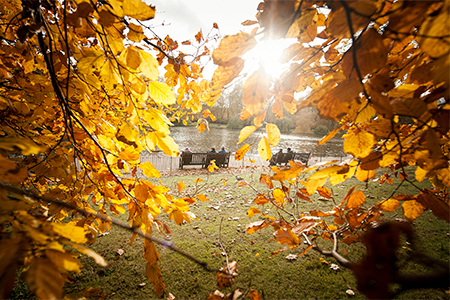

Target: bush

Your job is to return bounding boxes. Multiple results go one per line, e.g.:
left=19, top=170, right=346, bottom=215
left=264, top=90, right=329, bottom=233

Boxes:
left=313, top=125, right=329, bottom=136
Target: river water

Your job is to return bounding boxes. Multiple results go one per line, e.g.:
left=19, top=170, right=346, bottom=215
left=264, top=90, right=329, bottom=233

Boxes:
left=170, top=126, right=345, bottom=157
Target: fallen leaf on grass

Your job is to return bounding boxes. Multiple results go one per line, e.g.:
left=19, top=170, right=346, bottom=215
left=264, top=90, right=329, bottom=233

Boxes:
left=138, top=283, right=146, bottom=287
left=117, top=249, right=124, bottom=255
left=167, top=292, right=175, bottom=299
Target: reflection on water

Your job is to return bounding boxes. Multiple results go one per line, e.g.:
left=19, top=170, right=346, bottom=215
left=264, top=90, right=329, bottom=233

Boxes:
left=170, top=126, right=345, bottom=157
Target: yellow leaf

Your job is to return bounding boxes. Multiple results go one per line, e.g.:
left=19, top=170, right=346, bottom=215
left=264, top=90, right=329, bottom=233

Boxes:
left=45, top=249, right=82, bottom=274
left=355, top=168, right=375, bottom=182
left=258, top=136, right=272, bottom=161
left=247, top=207, right=261, bottom=217
left=402, top=200, right=426, bottom=221
left=380, top=199, right=400, bottom=212
left=127, top=23, right=145, bottom=42
left=177, top=181, right=185, bottom=193
left=238, top=126, right=257, bottom=144
left=273, top=188, right=285, bottom=205
left=123, top=0, right=155, bottom=21
left=25, top=258, right=64, bottom=300
left=345, top=190, right=366, bottom=209
left=141, top=161, right=161, bottom=178
left=120, top=46, right=142, bottom=70
left=153, top=132, right=179, bottom=157
left=235, top=144, right=250, bottom=161
left=139, top=49, right=159, bottom=81
left=415, top=167, right=427, bottom=182
left=100, top=60, right=122, bottom=90
left=343, top=128, right=376, bottom=158
left=208, top=160, right=219, bottom=173
left=306, top=178, right=327, bottom=195
left=148, top=81, right=176, bottom=106
left=51, top=223, right=88, bottom=244
left=266, top=123, right=281, bottom=146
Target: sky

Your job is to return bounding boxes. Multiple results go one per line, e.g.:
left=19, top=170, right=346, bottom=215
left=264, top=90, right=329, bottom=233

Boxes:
left=145, top=0, right=296, bottom=80
left=147, top=0, right=262, bottom=41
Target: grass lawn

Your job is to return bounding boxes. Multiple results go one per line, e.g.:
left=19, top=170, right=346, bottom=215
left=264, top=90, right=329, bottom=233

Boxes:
left=12, top=166, right=449, bottom=300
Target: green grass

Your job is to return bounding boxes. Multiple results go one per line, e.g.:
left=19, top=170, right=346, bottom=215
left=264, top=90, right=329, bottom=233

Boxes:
left=13, top=167, right=450, bottom=299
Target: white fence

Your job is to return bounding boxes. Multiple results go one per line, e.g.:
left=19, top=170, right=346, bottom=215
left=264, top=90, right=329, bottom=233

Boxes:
left=140, top=152, right=350, bottom=172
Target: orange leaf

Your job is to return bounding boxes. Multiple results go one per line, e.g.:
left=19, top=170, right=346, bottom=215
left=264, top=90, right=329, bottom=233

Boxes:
left=235, top=144, right=250, bottom=160
left=245, top=220, right=270, bottom=234
left=402, top=200, right=426, bottom=220
left=345, top=190, right=366, bottom=209
left=380, top=199, right=400, bottom=212
left=273, top=188, right=285, bottom=205
left=212, top=32, right=257, bottom=66
left=253, top=194, right=269, bottom=205
left=260, top=174, right=274, bottom=189
left=273, top=228, right=301, bottom=246
left=177, top=181, right=185, bottom=193
left=247, top=207, right=261, bottom=217
left=242, top=69, right=271, bottom=117
left=198, top=123, right=206, bottom=133
left=343, top=128, right=376, bottom=158
left=248, top=289, right=262, bottom=300
left=196, top=194, right=209, bottom=202
left=317, top=187, right=331, bottom=199
left=253, top=109, right=266, bottom=127
left=356, top=168, right=375, bottom=182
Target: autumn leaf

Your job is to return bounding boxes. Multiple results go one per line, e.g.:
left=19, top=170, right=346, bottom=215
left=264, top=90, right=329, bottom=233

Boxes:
left=273, top=188, right=285, bottom=205
left=123, top=0, right=155, bottom=21
left=196, top=194, right=209, bottom=202
left=380, top=199, right=400, bottom=212
left=343, top=128, right=376, bottom=158
left=258, top=136, right=272, bottom=161
left=247, top=207, right=261, bottom=217
left=177, top=181, right=185, bottom=193
left=148, top=81, right=176, bottom=106
left=208, top=160, right=219, bottom=173
left=402, top=200, right=426, bottom=221
left=212, top=33, right=257, bottom=66
left=238, top=126, right=257, bottom=144
left=266, top=123, right=281, bottom=146
left=242, top=69, right=271, bottom=117
left=143, top=239, right=165, bottom=297
left=345, top=190, right=366, bottom=209
left=235, top=144, right=250, bottom=160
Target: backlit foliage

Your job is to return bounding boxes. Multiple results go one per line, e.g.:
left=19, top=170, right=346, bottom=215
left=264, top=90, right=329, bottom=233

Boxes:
left=0, top=0, right=219, bottom=298
left=211, top=0, right=449, bottom=298
left=0, top=0, right=449, bottom=299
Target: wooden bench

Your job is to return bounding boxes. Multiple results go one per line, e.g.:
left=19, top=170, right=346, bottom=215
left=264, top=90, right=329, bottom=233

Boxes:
left=271, top=152, right=311, bottom=166
left=179, top=152, right=231, bottom=169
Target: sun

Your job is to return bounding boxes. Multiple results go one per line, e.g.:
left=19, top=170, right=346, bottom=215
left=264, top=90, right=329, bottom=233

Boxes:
left=243, top=38, right=296, bottom=79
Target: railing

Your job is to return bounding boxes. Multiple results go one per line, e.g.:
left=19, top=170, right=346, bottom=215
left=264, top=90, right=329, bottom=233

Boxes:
left=139, top=152, right=351, bottom=172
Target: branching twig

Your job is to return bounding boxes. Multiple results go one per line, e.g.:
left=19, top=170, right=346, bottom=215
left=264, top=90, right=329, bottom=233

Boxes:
left=0, top=181, right=221, bottom=273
